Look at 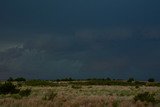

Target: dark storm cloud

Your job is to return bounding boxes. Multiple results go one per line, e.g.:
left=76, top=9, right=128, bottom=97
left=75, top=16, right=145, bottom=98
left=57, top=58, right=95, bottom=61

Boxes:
left=1, top=0, right=160, bottom=29
left=0, top=0, right=160, bottom=80
left=0, top=29, right=160, bottom=80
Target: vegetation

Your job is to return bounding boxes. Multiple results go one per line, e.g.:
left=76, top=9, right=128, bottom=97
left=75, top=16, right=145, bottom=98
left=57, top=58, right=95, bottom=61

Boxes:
left=0, top=82, right=20, bottom=94
left=42, top=92, right=57, bottom=101
left=7, top=77, right=26, bottom=82
left=71, top=85, right=82, bottom=89
left=134, top=92, right=156, bottom=103
left=14, top=77, right=26, bottom=82
left=0, top=82, right=32, bottom=100
left=0, top=85, right=159, bottom=107
left=11, top=94, right=22, bottom=99
left=6, top=77, right=159, bottom=87
left=148, top=78, right=155, bottom=82
left=127, top=78, right=134, bottom=82
left=25, top=80, right=58, bottom=87
left=19, top=89, right=31, bottom=97
left=56, top=77, right=74, bottom=81
left=7, top=77, right=14, bottom=82
left=0, top=77, right=160, bottom=107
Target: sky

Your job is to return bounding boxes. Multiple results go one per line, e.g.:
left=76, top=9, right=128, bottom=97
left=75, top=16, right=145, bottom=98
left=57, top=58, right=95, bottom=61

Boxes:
left=0, top=0, right=160, bottom=80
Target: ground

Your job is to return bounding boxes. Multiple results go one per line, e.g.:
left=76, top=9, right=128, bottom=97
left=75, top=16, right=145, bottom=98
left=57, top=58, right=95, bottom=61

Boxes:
left=0, top=83, right=160, bottom=107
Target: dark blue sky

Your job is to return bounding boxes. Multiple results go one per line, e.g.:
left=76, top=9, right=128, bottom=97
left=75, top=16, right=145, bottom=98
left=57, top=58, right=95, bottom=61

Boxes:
left=0, top=0, right=160, bottom=80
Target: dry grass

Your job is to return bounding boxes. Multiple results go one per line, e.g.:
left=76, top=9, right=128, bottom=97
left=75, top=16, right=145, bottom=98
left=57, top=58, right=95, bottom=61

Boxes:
left=0, top=85, right=160, bottom=107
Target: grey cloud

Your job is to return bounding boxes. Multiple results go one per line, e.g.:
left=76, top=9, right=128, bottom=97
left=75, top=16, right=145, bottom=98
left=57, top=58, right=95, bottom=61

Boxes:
left=75, top=27, right=133, bottom=41
left=75, top=27, right=160, bottom=41
left=0, top=26, right=160, bottom=79
left=140, top=27, right=160, bottom=39
left=0, top=39, right=83, bottom=79
left=82, top=58, right=130, bottom=72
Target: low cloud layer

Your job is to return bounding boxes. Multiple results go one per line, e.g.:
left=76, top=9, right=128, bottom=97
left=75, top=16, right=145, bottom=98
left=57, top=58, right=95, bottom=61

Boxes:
left=0, top=27, right=160, bottom=80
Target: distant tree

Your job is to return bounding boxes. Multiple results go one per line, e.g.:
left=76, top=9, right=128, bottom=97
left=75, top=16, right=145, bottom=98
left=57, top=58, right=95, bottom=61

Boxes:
left=135, top=81, right=146, bottom=85
left=7, top=77, right=14, bottom=82
left=148, top=78, right=155, bottom=82
left=127, top=78, right=134, bottom=82
left=62, top=77, right=73, bottom=81
left=56, top=79, right=60, bottom=82
left=106, top=77, right=111, bottom=81
left=14, top=77, right=26, bottom=82
left=68, top=77, right=73, bottom=81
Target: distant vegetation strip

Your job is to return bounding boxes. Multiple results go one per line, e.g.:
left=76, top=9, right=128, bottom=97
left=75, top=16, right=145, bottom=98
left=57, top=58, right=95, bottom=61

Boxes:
left=4, top=77, right=159, bottom=87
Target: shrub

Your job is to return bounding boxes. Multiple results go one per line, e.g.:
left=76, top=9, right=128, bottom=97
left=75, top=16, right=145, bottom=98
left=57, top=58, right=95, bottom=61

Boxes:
left=71, top=85, right=82, bottom=89
left=17, top=83, right=22, bottom=87
left=134, top=92, right=155, bottom=103
left=127, top=78, right=134, bottom=82
left=19, top=89, right=31, bottom=97
left=11, top=94, right=22, bottom=99
left=14, top=77, right=26, bottom=82
left=148, top=78, right=155, bottom=82
left=61, top=77, right=74, bottom=81
left=25, top=80, right=57, bottom=87
left=155, top=93, right=160, bottom=102
left=106, top=77, right=111, bottom=81
left=7, top=77, right=14, bottom=82
left=118, top=90, right=131, bottom=96
left=135, top=85, right=139, bottom=89
left=43, top=92, right=57, bottom=101
left=0, top=82, right=20, bottom=94
left=112, top=100, right=119, bottom=107
left=135, top=81, right=146, bottom=86
left=0, top=94, right=5, bottom=99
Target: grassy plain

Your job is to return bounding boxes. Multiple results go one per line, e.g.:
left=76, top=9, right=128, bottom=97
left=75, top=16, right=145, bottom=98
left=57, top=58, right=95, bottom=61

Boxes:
left=0, top=81, right=160, bottom=107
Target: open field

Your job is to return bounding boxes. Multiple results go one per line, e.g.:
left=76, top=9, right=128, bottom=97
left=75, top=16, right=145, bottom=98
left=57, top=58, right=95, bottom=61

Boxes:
left=0, top=80, right=160, bottom=107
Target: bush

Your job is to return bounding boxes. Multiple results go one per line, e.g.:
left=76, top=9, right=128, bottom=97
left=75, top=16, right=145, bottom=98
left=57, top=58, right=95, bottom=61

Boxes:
left=43, top=92, right=57, bottom=101
left=71, top=85, right=82, bottom=89
left=11, top=94, right=22, bottom=99
left=112, top=100, right=119, bottom=107
left=7, top=77, right=14, bottom=82
left=127, top=78, right=134, bottom=82
left=135, top=85, right=139, bottom=89
left=148, top=78, right=155, bottom=82
left=17, top=83, right=22, bottom=87
left=106, top=77, right=111, bottom=81
left=0, top=82, right=20, bottom=95
left=134, top=81, right=146, bottom=86
left=0, top=94, right=5, bottom=99
left=14, top=77, right=26, bottom=82
left=61, top=77, right=74, bottom=81
left=25, top=80, right=57, bottom=87
left=19, top=89, right=31, bottom=97
left=134, top=92, right=155, bottom=103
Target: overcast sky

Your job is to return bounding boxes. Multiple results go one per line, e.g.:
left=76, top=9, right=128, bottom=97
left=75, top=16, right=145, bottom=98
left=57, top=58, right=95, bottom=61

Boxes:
left=0, top=0, right=160, bottom=80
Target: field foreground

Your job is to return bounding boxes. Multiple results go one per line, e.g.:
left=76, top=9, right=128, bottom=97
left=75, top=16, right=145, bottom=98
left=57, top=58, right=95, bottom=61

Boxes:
left=0, top=84, right=160, bottom=107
